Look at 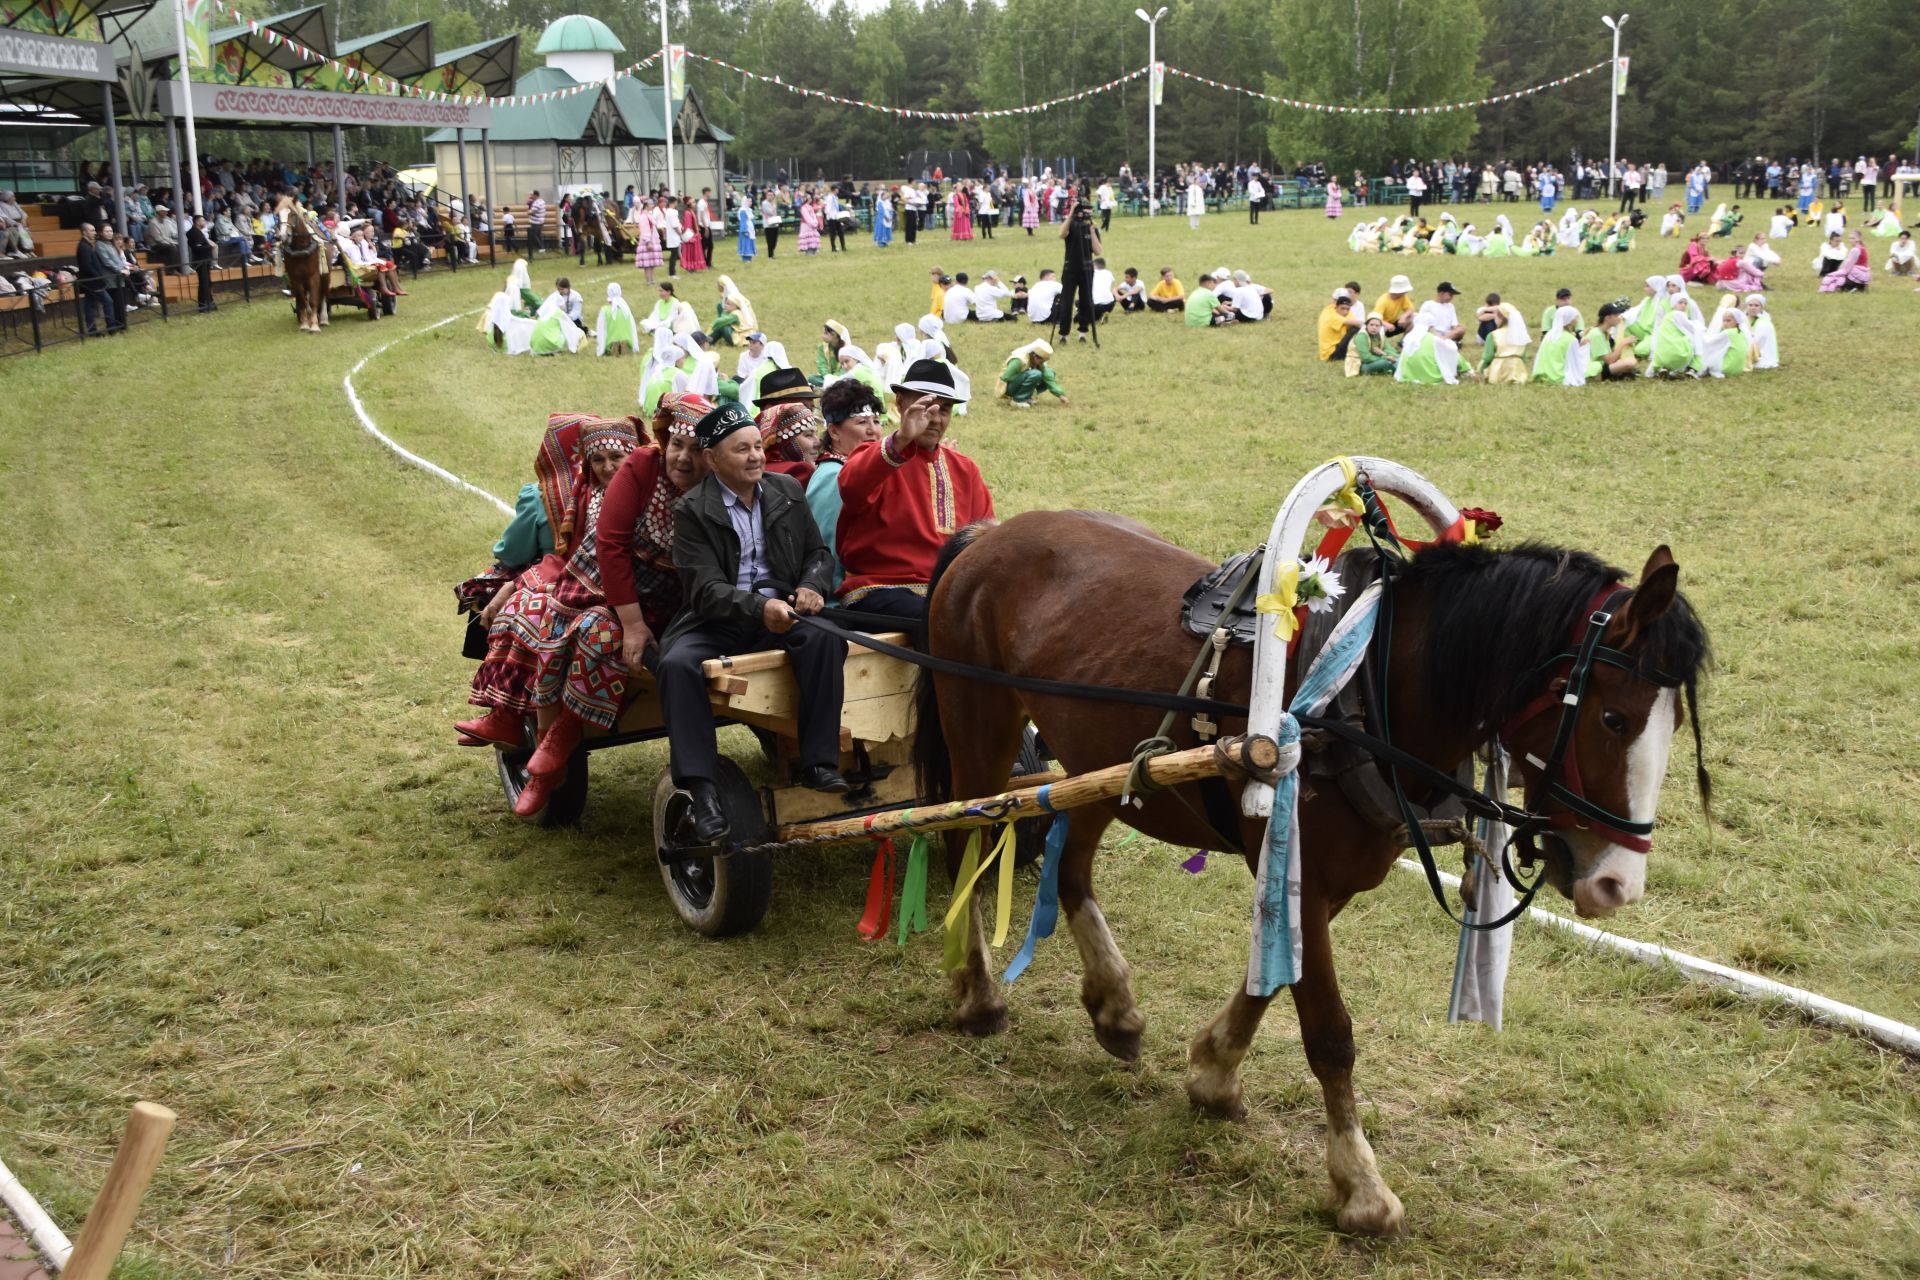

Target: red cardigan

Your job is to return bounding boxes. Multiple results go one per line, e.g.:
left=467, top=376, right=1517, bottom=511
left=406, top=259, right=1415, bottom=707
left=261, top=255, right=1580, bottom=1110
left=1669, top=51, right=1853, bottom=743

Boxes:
left=596, top=447, right=682, bottom=616
left=834, top=432, right=993, bottom=601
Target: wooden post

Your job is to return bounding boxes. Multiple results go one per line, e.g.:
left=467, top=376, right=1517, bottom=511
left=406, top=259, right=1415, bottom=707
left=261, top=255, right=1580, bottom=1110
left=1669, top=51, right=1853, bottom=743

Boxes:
left=61, top=1102, right=177, bottom=1280
left=770, top=736, right=1278, bottom=847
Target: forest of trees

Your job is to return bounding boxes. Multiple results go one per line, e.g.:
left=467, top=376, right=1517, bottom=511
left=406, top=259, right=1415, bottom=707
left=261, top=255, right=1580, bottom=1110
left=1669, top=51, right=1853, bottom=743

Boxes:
left=263, top=0, right=1920, bottom=176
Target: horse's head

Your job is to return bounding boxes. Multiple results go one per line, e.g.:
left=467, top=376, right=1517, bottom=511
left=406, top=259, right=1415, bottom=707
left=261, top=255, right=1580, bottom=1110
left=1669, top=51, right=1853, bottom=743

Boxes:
left=1505, top=546, right=1710, bottom=918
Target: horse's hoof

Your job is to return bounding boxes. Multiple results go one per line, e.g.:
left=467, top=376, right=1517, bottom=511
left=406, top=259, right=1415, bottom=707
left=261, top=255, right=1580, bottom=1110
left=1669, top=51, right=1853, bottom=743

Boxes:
left=1186, top=1079, right=1248, bottom=1121
left=1093, top=1021, right=1143, bottom=1063
left=954, top=1004, right=1008, bottom=1038
left=1335, top=1185, right=1405, bottom=1237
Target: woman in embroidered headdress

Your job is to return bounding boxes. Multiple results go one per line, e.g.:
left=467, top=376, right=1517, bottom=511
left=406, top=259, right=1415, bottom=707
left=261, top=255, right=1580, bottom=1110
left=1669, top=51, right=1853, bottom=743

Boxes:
left=760, top=401, right=822, bottom=489
left=457, top=415, right=640, bottom=774
left=498, top=394, right=716, bottom=815
left=806, top=379, right=887, bottom=589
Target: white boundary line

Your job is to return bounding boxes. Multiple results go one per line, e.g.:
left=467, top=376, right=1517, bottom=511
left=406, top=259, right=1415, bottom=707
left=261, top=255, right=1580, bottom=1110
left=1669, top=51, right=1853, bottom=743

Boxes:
left=0, top=1151, right=72, bottom=1270
left=342, top=309, right=514, bottom=518
left=339, top=305, right=1920, bottom=1062
left=1400, top=860, right=1920, bottom=1057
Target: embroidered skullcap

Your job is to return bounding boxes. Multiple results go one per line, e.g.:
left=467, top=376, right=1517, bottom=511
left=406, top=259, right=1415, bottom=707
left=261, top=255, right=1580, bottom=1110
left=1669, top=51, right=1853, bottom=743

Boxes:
left=695, top=401, right=757, bottom=450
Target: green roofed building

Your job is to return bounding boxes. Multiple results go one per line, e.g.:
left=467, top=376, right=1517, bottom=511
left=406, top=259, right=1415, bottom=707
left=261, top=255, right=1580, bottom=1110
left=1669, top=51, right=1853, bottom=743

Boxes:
left=426, top=13, right=729, bottom=207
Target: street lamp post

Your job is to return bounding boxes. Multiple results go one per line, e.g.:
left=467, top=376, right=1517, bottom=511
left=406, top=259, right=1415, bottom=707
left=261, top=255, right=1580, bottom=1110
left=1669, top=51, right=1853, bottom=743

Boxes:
left=660, top=0, right=675, bottom=195
left=1135, top=7, right=1166, bottom=215
left=1602, top=14, right=1628, bottom=198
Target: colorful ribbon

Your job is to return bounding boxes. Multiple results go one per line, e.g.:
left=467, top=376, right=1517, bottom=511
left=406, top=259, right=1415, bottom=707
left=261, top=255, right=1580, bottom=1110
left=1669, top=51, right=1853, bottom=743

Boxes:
left=1163, top=60, right=1614, bottom=116
left=1004, top=790, right=1067, bottom=983
left=942, top=823, right=1018, bottom=971
left=895, top=832, right=931, bottom=947
left=856, top=822, right=895, bottom=941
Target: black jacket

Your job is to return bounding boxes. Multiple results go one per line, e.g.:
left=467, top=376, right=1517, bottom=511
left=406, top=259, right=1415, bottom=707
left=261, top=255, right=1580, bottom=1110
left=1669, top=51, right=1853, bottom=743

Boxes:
left=186, top=226, right=214, bottom=264
left=74, top=237, right=107, bottom=290
left=661, top=471, right=833, bottom=651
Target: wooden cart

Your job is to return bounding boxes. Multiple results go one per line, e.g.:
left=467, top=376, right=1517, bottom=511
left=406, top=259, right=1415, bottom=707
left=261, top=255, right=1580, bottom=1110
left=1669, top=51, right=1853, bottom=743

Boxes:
left=493, top=631, right=1047, bottom=937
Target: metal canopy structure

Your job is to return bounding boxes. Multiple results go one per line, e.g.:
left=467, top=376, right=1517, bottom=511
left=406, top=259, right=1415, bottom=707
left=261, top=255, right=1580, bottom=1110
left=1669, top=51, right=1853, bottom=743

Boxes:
left=429, top=34, right=518, bottom=100
left=190, top=5, right=331, bottom=85
left=327, top=20, right=432, bottom=88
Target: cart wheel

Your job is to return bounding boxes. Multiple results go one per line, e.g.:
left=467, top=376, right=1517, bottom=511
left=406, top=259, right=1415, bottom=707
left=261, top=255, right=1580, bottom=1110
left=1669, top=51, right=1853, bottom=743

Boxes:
left=654, top=758, right=773, bottom=937
left=1012, top=724, right=1051, bottom=869
left=497, top=716, right=589, bottom=828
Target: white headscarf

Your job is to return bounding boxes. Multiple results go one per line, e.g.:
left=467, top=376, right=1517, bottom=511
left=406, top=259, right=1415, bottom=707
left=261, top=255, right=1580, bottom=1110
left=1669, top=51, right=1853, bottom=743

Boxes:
left=671, top=340, right=719, bottom=397
left=596, top=282, right=636, bottom=357
left=1532, top=305, right=1585, bottom=386
left=1492, top=214, right=1514, bottom=245
left=485, top=290, right=535, bottom=355
left=1743, top=295, right=1779, bottom=369
left=717, top=274, right=756, bottom=331
left=507, top=258, right=532, bottom=296
left=1393, top=312, right=1460, bottom=385
left=1492, top=301, right=1530, bottom=349
left=534, top=290, right=585, bottom=352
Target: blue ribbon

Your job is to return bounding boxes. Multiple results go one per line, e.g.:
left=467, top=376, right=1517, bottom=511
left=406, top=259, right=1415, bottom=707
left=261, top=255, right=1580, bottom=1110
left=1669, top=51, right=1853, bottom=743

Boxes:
left=1003, top=786, right=1067, bottom=983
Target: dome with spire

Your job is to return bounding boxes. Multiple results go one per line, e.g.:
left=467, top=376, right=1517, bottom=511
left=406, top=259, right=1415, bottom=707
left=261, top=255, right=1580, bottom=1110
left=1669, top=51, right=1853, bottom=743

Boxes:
left=534, top=15, right=626, bottom=55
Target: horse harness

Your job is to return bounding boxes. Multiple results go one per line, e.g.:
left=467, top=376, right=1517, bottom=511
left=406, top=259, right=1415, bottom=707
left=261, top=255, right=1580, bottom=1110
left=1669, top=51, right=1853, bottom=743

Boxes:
left=796, top=487, right=1679, bottom=931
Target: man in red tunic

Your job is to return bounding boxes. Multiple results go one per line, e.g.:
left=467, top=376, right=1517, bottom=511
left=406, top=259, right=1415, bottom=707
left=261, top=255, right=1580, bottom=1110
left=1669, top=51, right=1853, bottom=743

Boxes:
left=834, top=359, right=994, bottom=621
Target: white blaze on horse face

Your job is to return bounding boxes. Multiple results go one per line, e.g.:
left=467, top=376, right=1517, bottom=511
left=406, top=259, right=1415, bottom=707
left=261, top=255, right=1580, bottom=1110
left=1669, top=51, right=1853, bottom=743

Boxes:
left=1570, top=687, right=1678, bottom=917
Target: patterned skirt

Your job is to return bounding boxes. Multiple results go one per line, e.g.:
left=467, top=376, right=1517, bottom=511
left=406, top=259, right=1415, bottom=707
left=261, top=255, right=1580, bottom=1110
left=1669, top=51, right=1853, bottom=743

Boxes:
left=467, top=559, right=602, bottom=714
left=633, top=226, right=664, bottom=269
left=560, top=563, right=682, bottom=729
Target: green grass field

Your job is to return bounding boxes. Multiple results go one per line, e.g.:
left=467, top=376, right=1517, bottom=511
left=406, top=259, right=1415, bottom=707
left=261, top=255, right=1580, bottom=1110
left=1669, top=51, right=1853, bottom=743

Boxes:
left=4, top=207, right=1918, bottom=1278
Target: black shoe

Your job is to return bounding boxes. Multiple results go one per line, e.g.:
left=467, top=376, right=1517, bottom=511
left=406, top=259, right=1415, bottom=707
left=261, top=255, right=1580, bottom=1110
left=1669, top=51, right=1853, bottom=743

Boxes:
left=794, top=764, right=850, bottom=794
left=687, top=779, right=730, bottom=844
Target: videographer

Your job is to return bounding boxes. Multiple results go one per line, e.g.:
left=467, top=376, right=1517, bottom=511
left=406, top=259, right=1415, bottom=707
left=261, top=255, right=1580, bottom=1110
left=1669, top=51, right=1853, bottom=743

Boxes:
left=1056, top=183, right=1103, bottom=344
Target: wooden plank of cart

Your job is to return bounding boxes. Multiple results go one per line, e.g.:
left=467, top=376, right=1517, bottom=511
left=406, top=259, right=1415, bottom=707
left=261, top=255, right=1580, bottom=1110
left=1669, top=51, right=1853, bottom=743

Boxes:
left=488, top=631, right=1268, bottom=939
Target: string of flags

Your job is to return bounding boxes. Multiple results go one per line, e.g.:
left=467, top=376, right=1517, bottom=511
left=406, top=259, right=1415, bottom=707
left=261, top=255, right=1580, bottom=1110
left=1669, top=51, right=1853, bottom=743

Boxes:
left=1162, top=59, right=1616, bottom=115
left=191, top=14, right=1617, bottom=120
left=683, top=51, right=1149, bottom=120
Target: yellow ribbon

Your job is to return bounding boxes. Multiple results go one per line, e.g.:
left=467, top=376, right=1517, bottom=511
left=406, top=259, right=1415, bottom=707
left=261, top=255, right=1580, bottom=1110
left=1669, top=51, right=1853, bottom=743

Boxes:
left=941, top=823, right=1020, bottom=968
left=1325, top=456, right=1365, bottom=516
left=1254, top=560, right=1303, bottom=641
left=1461, top=519, right=1481, bottom=545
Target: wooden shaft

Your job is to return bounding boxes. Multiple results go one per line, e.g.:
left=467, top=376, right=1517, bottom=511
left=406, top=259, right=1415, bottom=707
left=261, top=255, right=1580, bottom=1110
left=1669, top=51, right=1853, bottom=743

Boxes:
left=61, top=1102, right=177, bottom=1280
left=703, top=631, right=910, bottom=678
left=771, top=735, right=1276, bottom=846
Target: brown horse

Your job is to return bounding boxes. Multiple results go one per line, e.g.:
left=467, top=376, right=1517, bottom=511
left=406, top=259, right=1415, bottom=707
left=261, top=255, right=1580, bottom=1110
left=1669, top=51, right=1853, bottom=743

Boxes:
left=278, top=197, right=328, bottom=333
left=911, top=509, right=1708, bottom=1234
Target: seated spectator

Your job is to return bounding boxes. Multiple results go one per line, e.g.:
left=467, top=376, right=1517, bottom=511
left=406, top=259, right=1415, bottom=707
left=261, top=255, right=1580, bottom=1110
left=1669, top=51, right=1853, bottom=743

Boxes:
left=1, top=189, right=33, bottom=258
left=998, top=339, right=1069, bottom=408
left=1116, top=267, right=1146, bottom=312
left=942, top=270, right=977, bottom=324
left=657, top=401, right=849, bottom=842
left=1146, top=265, right=1185, bottom=312
left=760, top=402, right=822, bottom=488
left=1090, top=257, right=1116, bottom=319
left=1316, top=289, right=1361, bottom=357
left=1226, top=269, right=1273, bottom=321
left=1185, top=272, right=1236, bottom=327
left=1026, top=268, right=1062, bottom=323
left=806, top=379, right=888, bottom=590
left=972, top=269, right=1013, bottom=321
left=834, top=358, right=993, bottom=621
left=1344, top=313, right=1399, bottom=376
left=1374, top=274, right=1415, bottom=333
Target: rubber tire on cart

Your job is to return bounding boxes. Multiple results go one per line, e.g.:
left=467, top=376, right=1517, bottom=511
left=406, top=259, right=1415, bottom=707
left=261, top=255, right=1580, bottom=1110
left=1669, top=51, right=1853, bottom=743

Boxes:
left=497, top=717, right=589, bottom=828
left=654, top=758, right=774, bottom=937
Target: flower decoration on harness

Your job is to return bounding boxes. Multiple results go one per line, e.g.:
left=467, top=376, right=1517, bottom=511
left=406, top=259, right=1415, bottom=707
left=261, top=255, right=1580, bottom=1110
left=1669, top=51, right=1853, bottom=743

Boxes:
left=1253, top=556, right=1345, bottom=642
left=1457, top=506, right=1503, bottom=542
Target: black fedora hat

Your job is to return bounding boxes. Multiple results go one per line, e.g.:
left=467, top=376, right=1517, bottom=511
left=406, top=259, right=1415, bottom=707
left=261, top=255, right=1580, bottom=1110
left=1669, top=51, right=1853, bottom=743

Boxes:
left=753, top=366, right=818, bottom=407
left=890, top=358, right=969, bottom=403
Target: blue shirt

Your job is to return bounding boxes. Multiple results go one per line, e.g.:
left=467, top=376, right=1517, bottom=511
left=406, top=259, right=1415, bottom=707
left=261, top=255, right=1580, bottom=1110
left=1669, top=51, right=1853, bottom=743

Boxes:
left=720, top=482, right=775, bottom=596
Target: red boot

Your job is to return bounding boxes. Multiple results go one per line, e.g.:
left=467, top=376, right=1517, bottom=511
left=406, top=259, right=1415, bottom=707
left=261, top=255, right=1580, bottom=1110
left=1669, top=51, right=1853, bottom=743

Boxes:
left=525, top=709, right=584, bottom=779
left=513, top=769, right=557, bottom=818
left=456, top=706, right=524, bottom=747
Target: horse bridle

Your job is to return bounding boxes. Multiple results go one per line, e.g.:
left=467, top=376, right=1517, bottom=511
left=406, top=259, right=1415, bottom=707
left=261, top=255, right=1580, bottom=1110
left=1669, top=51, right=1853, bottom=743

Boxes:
left=1498, top=584, right=1661, bottom=856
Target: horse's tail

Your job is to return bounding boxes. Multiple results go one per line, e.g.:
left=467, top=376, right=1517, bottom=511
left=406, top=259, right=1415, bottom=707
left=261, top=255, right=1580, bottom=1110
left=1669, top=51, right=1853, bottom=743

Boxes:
left=911, top=519, right=996, bottom=802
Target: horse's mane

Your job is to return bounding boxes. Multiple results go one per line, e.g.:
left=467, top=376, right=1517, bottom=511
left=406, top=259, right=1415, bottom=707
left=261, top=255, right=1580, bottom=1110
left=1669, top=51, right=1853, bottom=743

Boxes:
left=1402, top=540, right=1712, bottom=732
